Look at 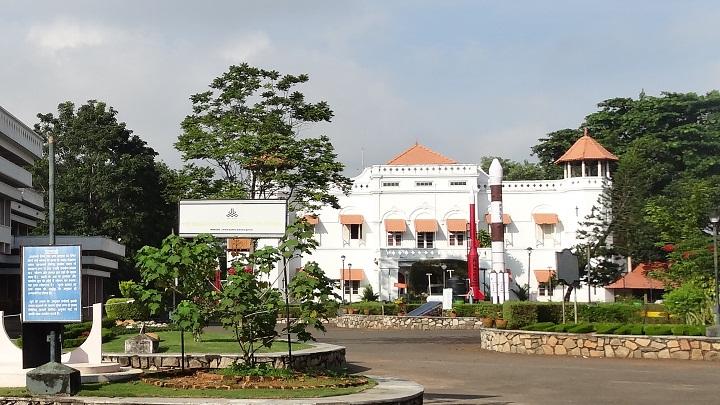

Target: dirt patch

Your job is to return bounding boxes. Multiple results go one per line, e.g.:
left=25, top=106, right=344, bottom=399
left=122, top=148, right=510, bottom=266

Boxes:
left=141, top=369, right=368, bottom=390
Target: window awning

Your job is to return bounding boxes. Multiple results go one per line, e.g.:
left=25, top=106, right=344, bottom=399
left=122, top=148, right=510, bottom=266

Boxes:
left=534, top=270, right=556, bottom=283
left=446, top=219, right=468, bottom=232
left=533, top=213, right=558, bottom=224
left=384, top=219, right=406, bottom=232
left=339, top=269, right=364, bottom=281
left=414, top=219, right=438, bottom=232
left=484, top=213, right=512, bottom=224
left=340, top=214, right=364, bottom=225
left=303, top=215, right=319, bottom=225
left=227, top=238, right=252, bottom=250
left=394, top=282, right=407, bottom=289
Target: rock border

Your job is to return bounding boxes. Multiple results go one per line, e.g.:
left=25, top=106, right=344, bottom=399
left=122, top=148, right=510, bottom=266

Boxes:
left=336, top=314, right=484, bottom=330
left=481, top=328, right=720, bottom=361
left=103, top=342, right=346, bottom=371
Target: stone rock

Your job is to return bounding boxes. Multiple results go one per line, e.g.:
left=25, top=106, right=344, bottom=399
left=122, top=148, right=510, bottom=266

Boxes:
left=642, top=352, right=658, bottom=359
left=555, top=345, right=567, bottom=355
left=691, top=349, right=703, bottom=360
left=624, top=341, right=638, bottom=350
left=658, top=349, right=671, bottom=359
left=679, top=340, right=691, bottom=351
left=26, top=362, right=81, bottom=396
left=547, top=336, right=558, bottom=346
left=671, top=351, right=690, bottom=360
left=667, top=340, right=679, bottom=348
left=125, top=334, right=159, bottom=354
left=604, top=346, right=614, bottom=357
left=541, top=345, right=554, bottom=355
left=635, top=338, right=651, bottom=347
left=584, top=340, right=597, bottom=349
left=614, top=346, right=630, bottom=358
left=563, top=339, right=577, bottom=350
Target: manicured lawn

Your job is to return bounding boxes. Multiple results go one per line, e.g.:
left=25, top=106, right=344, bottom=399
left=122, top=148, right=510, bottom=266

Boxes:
left=103, top=330, right=310, bottom=354
left=0, top=379, right=376, bottom=399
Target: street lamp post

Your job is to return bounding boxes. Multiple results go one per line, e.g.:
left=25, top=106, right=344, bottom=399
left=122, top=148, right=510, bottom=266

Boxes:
left=426, top=273, right=432, bottom=295
left=348, top=263, right=353, bottom=303
left=711, top=213, right=720, bottom=335
left=340, top=255, right=346, bottom=303
left=526, top=247, right=533, bottom=301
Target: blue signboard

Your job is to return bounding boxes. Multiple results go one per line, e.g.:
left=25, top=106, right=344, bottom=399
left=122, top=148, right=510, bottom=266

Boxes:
left=22, top=245, right=82, bottom=323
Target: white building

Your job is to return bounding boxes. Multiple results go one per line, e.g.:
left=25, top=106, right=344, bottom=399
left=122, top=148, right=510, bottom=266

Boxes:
left=301, top=134, right=619, bottom=303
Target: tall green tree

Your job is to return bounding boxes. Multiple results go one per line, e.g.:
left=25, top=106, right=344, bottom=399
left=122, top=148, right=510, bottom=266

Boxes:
left=479, top=156, right=548, bottom=180
left=532, top=91, right=720, bottom=263
left=176, top=63, right=351, bottom=210
left=32, top=100, right=173, bottom=277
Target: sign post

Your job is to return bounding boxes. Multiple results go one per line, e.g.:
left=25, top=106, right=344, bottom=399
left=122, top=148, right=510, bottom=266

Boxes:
left=21, top=245, right=82, bottom=368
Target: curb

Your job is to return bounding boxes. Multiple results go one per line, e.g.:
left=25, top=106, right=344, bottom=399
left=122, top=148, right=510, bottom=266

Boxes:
left=0, top=376, right=424, bottom=405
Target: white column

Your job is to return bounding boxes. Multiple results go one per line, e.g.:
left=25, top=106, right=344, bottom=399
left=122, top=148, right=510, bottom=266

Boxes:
left=581, top=160, right=586, bottom=177
left=597, top=161, right=602, bottom=177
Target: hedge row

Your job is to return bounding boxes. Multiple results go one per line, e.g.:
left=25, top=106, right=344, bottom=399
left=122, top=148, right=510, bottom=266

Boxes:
left=502, top=302, right=643, bottom=329
left=105, top=298, right=150, bottom=321
left=520, top=322, right=706, bottom=336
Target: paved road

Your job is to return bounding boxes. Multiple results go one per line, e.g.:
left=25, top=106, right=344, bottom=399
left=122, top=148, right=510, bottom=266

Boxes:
left=314, top=326, right=720, bottom=405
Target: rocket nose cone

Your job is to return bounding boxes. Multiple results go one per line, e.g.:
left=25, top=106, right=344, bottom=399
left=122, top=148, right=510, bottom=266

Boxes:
left=489, top=158, right=503, bottom=177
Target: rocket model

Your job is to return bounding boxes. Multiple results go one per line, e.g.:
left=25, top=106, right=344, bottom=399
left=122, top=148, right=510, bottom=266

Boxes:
left=489, top=158, right=506, bottom=287
left=467, top=189, right=483, bottom=300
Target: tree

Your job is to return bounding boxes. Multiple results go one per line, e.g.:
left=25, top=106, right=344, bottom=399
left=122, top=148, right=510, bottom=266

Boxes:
left=218, top=220, right=338, bottom=365
left=135, top=233, right=224, bottom=340
left=32, top=100, right=173, bottom=278
left=480, top=156, right=549, bottom=181
left=533, top=91, right=720, bottom=264
left=176, top=63, right=351, bottom=210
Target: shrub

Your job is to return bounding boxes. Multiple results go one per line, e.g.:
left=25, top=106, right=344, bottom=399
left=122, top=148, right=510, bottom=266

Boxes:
left=502, top=302, right=538, bottom=329
left=579, top=303, right=641, bottom=323
left=663, top=281, right=714, bottom=325
left=549, top=324, right=575, bottom=333
left=105, top=297, right=150, bottom=321
left=670, top=324, right=706, bottom=336
left=612, top=324, right=644, bottom=335
left=536, top=303, right=565, bottom=324
left=520, top=322, right=556, bottom=331
left=593, top=323, right=622, bottom=334
left=346, top=302, right=394, bottom=315
left=360, top=285, right=379, bottom=302
left=567, top=323, right=595, bottom=333
left=453, top=303, right=502, bottom=318
left=642, top=325, right=673, bottom=336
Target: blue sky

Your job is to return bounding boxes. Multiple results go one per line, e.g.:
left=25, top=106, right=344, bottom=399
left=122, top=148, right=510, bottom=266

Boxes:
left=2, top=1, right=719, bottom=173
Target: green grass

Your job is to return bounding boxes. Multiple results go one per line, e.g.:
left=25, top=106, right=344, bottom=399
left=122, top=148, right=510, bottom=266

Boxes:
left=0, top=379, right=376, bottom=399
left=102, top=330, right=310, bottom=354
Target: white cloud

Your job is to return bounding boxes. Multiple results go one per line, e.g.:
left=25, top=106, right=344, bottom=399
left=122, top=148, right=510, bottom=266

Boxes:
left=26, top=19, right=117, bottom=54
left=218, top=32, right=271, bottom=63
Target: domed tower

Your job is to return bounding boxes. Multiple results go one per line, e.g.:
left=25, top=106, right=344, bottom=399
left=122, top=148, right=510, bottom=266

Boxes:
left=555, top=128, right=618, bottom=178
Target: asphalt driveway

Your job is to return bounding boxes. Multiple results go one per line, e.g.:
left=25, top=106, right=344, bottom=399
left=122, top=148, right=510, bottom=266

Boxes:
left=315, top=325, right=720, bottom=405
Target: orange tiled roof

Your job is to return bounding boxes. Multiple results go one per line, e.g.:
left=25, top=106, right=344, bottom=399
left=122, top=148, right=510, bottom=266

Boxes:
left=555, top=128, right=619, bottom=163
left=605, top=262, right=666, bottom=290
left=387, top=143, right=457, bottom=165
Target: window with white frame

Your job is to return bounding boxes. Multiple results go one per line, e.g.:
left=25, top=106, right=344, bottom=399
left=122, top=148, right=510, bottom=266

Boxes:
left=448, top=231, right=465, bottom=246
left=415, top=181, right=433, bottom=187
left=539, top=224, right=555, bottom=246
left=538, top=281, right=553, bottom=296
left=387, top=231, right=402, bottom=246
left=343, top=280, right=360, bottom=295
left=417, top=232, right=434, bottom=248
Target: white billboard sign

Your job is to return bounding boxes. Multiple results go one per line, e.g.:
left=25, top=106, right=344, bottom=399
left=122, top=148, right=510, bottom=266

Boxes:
left=179, top=200, right=287, bottom=238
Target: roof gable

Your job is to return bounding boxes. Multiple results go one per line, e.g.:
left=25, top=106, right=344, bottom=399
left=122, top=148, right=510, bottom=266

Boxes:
left=605, top=262, right=666, bottom=290
left=387, top=143, right=457, bottom=165
left=555, top=128, right=619, bottom=163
